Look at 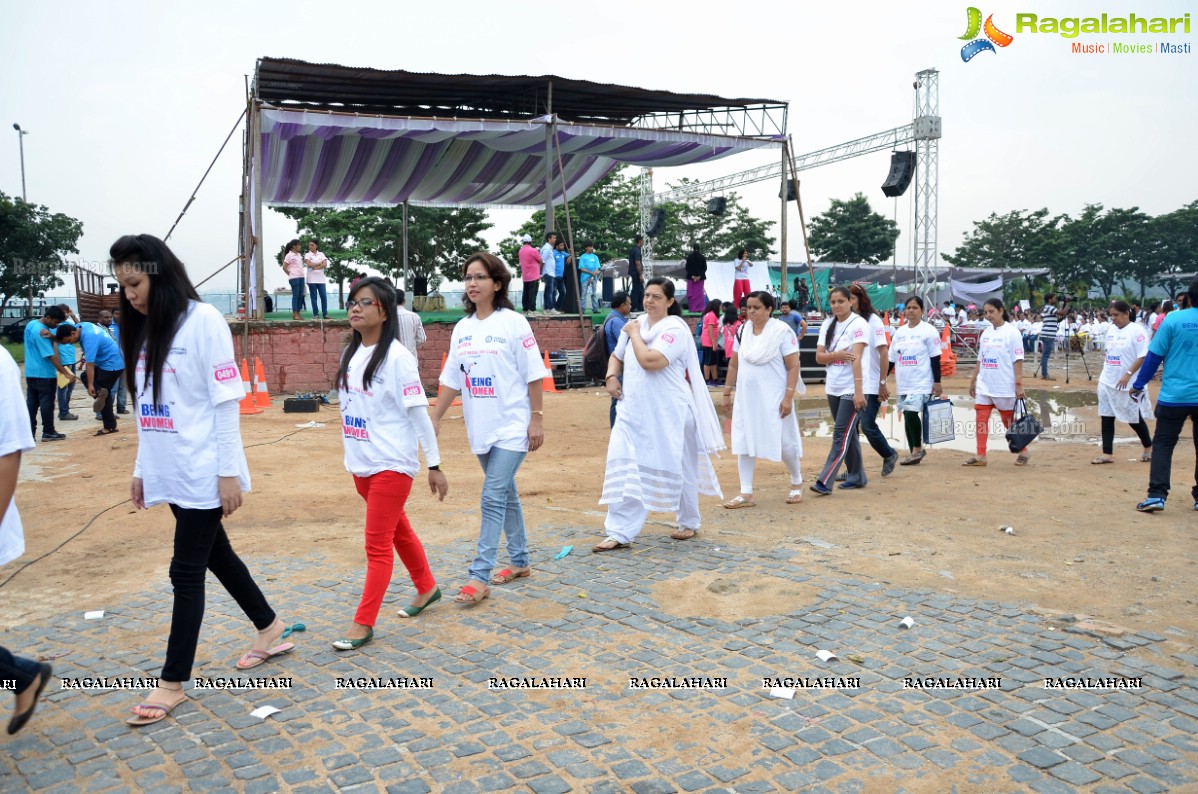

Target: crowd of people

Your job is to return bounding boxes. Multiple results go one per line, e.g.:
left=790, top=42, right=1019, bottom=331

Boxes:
left=6, top=231, right=1196, bottom=735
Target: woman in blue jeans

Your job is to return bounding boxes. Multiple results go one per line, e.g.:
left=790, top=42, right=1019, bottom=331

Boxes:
left=282, top=239, right=305, bottom=321
left=430, top=252, right=549, bottom=605
left=844, top=284, right=899, bottom=481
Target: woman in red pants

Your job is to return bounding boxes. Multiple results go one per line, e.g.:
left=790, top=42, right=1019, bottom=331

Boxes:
left=334, top=277, right=448, bottom=651
left=732, top=248, right=753, bottom=310
left=965, top=298, right=1030, bottom=466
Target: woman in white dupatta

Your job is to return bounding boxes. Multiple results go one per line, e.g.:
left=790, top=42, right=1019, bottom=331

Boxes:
left=593, top=278, right=724, bottom=551
left=721, top=291, right=804, bottom=508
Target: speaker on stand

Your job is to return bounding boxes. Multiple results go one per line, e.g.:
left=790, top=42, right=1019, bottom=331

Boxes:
left=646, top=208, right=666, bottom=238
left=881, top=151, right=917, bottom=198
left=706, top=197, right=727, bottom=215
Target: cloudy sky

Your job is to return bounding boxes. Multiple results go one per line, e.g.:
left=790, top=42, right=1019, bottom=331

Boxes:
left=2, top=0, right=1194, bottom=295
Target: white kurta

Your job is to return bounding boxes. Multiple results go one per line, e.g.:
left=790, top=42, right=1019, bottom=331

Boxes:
left=600, top=314, right=723, bottom=512
left=730, top=319, right=803, bottom=461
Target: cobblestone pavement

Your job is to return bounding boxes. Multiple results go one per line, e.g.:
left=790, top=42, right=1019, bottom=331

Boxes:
left=3, top=524, right=1198, bottom=793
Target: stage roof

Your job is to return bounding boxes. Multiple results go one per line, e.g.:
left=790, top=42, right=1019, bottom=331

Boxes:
left=250, top=58, right=786, bottom=209
left=253, top=57, right=783, bottom=125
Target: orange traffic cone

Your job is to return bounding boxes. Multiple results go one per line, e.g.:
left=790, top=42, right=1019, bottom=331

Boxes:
left=429, top=353, right=462, bottom=407
left=541, top=351, right=559, bottom=393
left=239, top=359, right=262, bottom=415
left=253, top=357, right=273, bottom=408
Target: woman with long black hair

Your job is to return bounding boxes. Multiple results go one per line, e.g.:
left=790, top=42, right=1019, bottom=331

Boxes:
left=700, top=299, right=722, bottom=385
left=112, top=234, right=296, bottom=726
left=847, top=283, right=899, bottom=478
left=332, top=277, right=447, bottom=651
left=810, top=286, right=869, bottom=495
left=430, top=253, right=548, bottom=605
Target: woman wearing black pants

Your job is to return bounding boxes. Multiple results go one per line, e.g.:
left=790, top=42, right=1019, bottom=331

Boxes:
left=112, top=234, right=296, bottom=726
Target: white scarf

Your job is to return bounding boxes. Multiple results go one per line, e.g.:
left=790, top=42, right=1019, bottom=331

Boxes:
left=636, top=314, right=725, bottom=456
left=737, top=317, right=807, bottom=394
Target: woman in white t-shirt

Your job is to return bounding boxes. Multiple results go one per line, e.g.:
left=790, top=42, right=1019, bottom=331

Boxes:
left=721, top=291, right=804, bottom=507
left=884, top=296, right=943, bottom=465
left=732, top=248, right=753, bottom=310
left=965, top=298, right=1029, bottom=466
left=112, top=234, right=295, bottom=726
left=593, top=277, right=724, bottom=550
left=304, top=241, right=329, bottom=320
left=332, top=277, right=448, bottom=652
left=431, top=253, right=549, bottom=605
left=810, top=287, right=869, bottom=495
left=847, top=284, right=899, bottom=479
left=1093, top=300, right=1153, bottom=465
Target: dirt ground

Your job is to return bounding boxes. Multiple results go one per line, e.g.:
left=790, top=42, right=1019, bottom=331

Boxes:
left=4, top=369, right=1195, bottom=650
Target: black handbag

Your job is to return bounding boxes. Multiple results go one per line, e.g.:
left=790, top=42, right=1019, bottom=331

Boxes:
left=1006, top=399, right=1042, bottom=452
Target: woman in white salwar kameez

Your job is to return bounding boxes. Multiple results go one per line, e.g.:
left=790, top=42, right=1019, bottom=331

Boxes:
left=721, top=291, right=804, bottom=508
left=593, top=278, right=724, bottom=552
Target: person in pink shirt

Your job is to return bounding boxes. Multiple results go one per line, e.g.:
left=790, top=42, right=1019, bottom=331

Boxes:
left=281, top=240, right=305, bottom=321
left=700, top=299, right=722, bottom=385
left=518, top=234, right=542, bottom=314
left=723, top=304, right=745, bottom=362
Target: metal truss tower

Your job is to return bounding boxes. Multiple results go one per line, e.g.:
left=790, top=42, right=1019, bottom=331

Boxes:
left=911, top=69, right=941, bottom=302
left=639, top=168, right=655, bottom=278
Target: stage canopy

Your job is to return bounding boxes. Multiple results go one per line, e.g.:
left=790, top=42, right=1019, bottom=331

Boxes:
left=251, top=58, right=787, bottom=208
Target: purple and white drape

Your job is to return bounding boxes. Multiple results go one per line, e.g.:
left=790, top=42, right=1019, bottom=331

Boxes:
left=258, top=108, right=780, bottom=208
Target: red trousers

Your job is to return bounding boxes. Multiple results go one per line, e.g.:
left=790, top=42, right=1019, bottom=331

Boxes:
left=352, top=470, right=436, bottom=626
left=733, top=279, right=751, bottom=309
left=975, top=404, right=1015, bottom=456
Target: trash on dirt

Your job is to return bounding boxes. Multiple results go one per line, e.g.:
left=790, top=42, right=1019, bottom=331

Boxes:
left=900, top=616, right=915, bottom=629
left=251, top=705, right=281, bottom=720
left=816, top=649, right=837, bottom=662
left=84, top=610, right=105, bottom=620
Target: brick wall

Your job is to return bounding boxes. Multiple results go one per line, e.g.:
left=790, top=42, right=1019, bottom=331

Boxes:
left=228, top=315, right=595, bottom=394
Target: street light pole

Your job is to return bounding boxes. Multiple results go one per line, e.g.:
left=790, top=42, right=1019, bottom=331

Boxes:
left=12, top=123, right=28, bottom=201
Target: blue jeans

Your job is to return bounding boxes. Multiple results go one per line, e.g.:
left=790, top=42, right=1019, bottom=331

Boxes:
left=115, top=375, right=128, bottom=411
left=859, top=394, right=896, bottom=461
left=469, top=447, right=529, bottom=584
left=542, top=275, right=557, bottom=311
left=581, top=278, right=600, bottom=313
left=289, top=278, right=306, bottom=313
left=57, top=363, right=76, bottom=416
left=1039, top=335, right=1055, bottom=377
left=307, top=283, right=328, bottom=317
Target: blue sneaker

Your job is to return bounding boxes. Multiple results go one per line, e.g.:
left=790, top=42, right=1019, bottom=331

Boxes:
left=809, top=481, right=832, bottom=496
left=1136, top=497, right=1165, bottom=513
left=838, top=481, right=865, bottom=491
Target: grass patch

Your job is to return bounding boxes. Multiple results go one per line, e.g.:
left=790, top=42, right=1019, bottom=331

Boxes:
left=1, top=340, right=23, bottom=365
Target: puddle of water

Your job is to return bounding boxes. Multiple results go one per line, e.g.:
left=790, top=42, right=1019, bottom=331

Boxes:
left=796, top=391, right=1100, bottom=452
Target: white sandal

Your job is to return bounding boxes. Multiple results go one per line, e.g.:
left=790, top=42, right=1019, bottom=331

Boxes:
left=723, top=495, right=756, bottom=509
left=786, top=489, right=803, bottom=504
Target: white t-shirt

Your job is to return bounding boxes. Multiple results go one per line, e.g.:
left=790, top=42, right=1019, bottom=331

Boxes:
left=888, top=321, right=941, bottom=396
left=976, top=322, right=1025, bottom=398
left=0, top=347, right=35, bottom=566
left=133, top=302, right=251, bottom=509
left=304, top=251, right=328, bottom=284
left=957, top=308, right=968, bottom=326
left=440, top=309, right=550, bottom=454
left=822, top=313, right=870, bottom=397
left=863, top=314, right=889, bottom=395
left=1100, top=322, right=1150, bottom=388
left=340, top=342, right=430, bottom=477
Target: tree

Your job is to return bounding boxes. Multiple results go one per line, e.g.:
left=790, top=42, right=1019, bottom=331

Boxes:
left=500, top=167, right=641, bottom=268
left=943, top=207, right=1063, bottom=271
left=807, top=193, right=900, bottom=264
left=274, top=205, right=492, bottom=301
left=653, top=181, right=776, bottom=261
left=1083, top=206, right=1151, bottom=301
left=0, top=192, right=84, bottom=316
left=1150, top=201, right=1198, bottom=300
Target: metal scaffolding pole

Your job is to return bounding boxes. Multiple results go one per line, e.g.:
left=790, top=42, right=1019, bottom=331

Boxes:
left=912, top=68, right=942, bottom=303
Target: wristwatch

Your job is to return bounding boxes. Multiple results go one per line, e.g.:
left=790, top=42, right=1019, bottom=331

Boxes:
left=428, top=465, right=441, bottom=471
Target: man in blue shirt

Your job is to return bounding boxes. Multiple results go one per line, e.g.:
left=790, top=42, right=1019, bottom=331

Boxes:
left=23, top=306, right=72, bottom=441
left=779, top=300, right=806, bottom=337
left=73, top=321, right=126, bottom=434
left=1131, top=277, right=1198, bottom=513
left=603, top=291, right=632, bottom=428
left=553, top=240, right=570, bottom=312
left=578, top=242, right=602, bottom=314
left=53, top=305, right=81, bottom=421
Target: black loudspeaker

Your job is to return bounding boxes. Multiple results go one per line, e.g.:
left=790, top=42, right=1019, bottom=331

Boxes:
left=779, top=181, right=797, bottom=201
left=881, top=151, right=916, bottom=198
left=646, top=208, right=666, bottom=238
left=706, top=197, right=727, bottom=215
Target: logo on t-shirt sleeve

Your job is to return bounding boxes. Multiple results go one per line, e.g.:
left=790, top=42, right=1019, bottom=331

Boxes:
left=402, top=383, right=423, bottom=397
left=213, top=360, right=239, bottom=383
left=521, top=335, right=537, bottom=349
left=662, top=333, right=675, bottom=344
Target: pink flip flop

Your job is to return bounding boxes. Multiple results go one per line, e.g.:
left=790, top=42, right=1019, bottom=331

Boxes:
left=235, top=642, right=295, bottom=670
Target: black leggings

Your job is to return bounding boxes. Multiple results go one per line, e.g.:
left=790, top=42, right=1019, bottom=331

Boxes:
left=1101, top=415, right=1152, bottom=455
left=904, top=411, right=923, bottom=450
left=162, top=505, right=275, bottom=681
